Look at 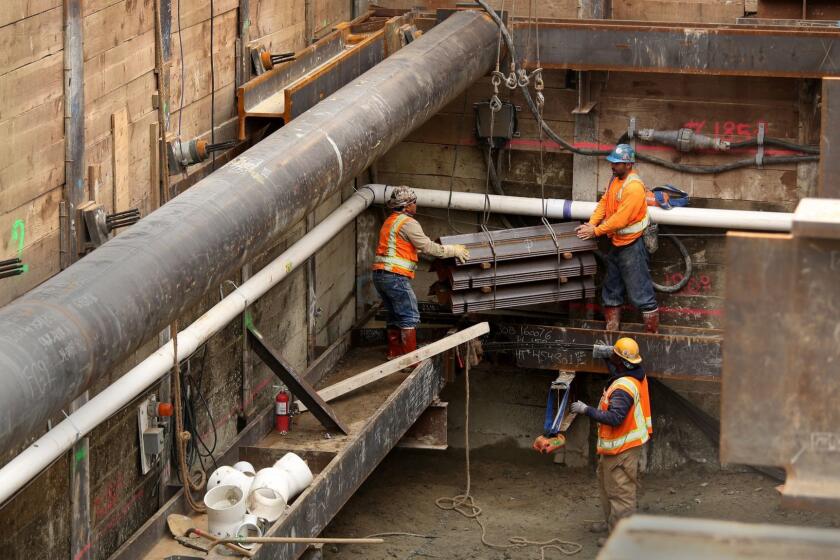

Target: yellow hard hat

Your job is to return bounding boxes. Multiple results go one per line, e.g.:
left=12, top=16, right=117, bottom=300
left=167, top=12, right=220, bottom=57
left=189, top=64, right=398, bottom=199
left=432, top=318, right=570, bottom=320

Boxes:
left=614, top=337, right=642, bottom=364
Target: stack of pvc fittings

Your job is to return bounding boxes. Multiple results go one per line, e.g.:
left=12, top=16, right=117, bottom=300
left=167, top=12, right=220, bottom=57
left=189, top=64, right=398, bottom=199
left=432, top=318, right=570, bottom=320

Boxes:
left=204, top=453, right=314, bottom=540
left=247, top=452, right=314, bottom=522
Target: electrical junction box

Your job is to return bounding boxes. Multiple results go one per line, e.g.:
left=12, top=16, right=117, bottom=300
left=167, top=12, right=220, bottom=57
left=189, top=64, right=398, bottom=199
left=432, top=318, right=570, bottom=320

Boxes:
left=138, top=396, right=166, bottom=474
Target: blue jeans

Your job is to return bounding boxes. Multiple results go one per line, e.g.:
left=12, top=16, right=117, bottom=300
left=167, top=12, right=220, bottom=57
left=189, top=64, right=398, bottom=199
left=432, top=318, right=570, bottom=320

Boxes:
left=373, top=270, right=420, bottom=328
left=602, top=237, right=658, bottom=312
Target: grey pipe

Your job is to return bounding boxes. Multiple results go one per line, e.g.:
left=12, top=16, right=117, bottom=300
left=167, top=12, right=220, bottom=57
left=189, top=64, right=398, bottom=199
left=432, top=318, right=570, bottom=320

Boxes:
left=0, top=11, right=498, bottom=455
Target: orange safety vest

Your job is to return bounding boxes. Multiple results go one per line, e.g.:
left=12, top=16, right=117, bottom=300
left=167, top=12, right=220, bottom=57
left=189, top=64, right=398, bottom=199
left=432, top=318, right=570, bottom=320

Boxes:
left=596, top=375, right=653, bottom=456
left=371, top=212, right=419, bottom=279
left=602, top=172, right=650, bottom=246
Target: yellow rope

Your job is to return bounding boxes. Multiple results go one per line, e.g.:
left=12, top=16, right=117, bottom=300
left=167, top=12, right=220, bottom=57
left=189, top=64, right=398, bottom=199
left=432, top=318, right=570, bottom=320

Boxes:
left=435, top=343, right=583, bottom=558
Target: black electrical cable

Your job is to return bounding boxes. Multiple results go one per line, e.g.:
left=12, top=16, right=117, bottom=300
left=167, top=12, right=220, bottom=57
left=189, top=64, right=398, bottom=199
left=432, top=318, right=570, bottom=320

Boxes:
left=474, top=1, right=820, bottom=174
left=651, top=230, right=692, bottom=293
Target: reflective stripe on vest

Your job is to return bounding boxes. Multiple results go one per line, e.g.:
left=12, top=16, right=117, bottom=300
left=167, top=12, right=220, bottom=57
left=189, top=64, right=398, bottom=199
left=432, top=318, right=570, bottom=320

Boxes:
left=596, top=377, right=650, bottom=454
left=373, top=213, right=418, bottom=275
left=615, top=173, right=650, bottom=236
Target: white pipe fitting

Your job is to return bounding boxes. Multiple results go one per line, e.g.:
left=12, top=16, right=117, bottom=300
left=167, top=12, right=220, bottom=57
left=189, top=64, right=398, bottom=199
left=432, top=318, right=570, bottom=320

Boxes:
left=273, top=453, right=314, bottom=499
left=207, top=466, right=254, bottom=497
left=205, top=484, right=247, bottom=538
left=247, top=467, right=293, bottom=522
left=233, top=461, right=257, bottom=477
left=235, top=513, right=263, bottom=549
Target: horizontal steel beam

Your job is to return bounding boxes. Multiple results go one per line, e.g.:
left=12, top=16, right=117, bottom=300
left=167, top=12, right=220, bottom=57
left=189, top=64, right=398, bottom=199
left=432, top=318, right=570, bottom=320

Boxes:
left=0, top=10, right=499, bottom=457
left=512, top=19, right=840, bottom=77
left=495, top=323, right=721, bottom=380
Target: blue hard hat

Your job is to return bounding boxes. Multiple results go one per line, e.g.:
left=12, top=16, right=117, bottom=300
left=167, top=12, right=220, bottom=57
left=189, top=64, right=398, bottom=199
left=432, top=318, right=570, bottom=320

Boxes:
left=606, top=143, right=635, bottom=163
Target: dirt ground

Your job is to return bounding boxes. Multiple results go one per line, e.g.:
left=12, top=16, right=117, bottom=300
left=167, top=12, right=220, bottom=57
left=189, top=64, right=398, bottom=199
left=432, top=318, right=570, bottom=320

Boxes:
left=323, top=445, right=840, bottom=560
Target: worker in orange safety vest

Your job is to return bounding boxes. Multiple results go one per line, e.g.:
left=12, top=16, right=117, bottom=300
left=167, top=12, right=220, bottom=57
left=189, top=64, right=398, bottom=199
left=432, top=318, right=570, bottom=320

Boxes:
left=570, top=337, right=652, bottom=542
left=575, top=144, right=659, bottom=333
left=372, top=186, right=470, bottom=358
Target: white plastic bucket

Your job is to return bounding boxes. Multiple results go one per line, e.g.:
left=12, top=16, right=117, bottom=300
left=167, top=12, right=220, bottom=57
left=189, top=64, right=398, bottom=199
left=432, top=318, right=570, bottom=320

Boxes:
left=247, top=467, right=292, bottom=521
left=204, top=484, right=247, bottom=538
left=273, top=453, right=313, bottom=499
left=207, top=465, right=253, bottom=497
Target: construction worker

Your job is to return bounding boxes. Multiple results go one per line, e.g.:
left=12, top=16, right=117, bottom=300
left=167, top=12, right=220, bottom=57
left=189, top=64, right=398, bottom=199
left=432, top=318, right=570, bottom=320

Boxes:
left=570, top=337, right=652, bottom=541
left=575, top=144, right=659, bottom=333
left=372, top=186, right=470, bottom=358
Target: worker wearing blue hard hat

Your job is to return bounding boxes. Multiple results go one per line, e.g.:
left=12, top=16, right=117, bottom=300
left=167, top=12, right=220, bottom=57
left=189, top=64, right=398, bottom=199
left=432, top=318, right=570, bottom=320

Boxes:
left=575, top=144, right=659, bottom=333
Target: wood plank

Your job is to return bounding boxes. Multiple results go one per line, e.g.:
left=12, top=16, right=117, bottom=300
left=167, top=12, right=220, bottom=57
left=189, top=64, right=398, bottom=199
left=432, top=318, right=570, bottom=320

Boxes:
left=171, top=0, right=239, bottom=30
left=0, top=139, right=64, bottom=213
left=0, top=97, right=63, bottom=173
left=169, top=9, right=238, bottom=112
left=758, top=0, right=840, bottom=19
left=82, top=0, right=156, bottom=61
left=0, top=0, right=61, bottom=27
left=298, top=323, right=489, bottom=411
left=111, top=109, right=130, bottom=212
left=0, top=230, right=60, bottom=307
left=0, top=6, right=62, bottom=76
left=313, top=0, right=351, bottom=35
left=149, top=122, right=160, bottom=210
left=249, top=0, right=306, bottom=42
left=0, top=50, right=63, bottom=121
left=83, top=28, right=156, bottom=105
left=0, top=188, right=62, bottom=274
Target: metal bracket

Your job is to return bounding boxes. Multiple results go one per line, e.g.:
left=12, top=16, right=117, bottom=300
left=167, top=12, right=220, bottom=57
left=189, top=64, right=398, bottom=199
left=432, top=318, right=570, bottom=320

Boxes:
left=572, top=71, right=598, bottom=115
left=628, top=117, right=637, bottom=147
left=247, top=325, right=349, bottom=435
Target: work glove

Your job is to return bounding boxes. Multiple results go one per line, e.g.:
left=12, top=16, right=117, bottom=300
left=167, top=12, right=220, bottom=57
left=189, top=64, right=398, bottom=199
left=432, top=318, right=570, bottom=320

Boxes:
left=444, top=244, right=470, bottom=264
left=570, top=401, right=589, bottom=415
left=593, top=344, right=613, bottom=359
left=532, top=434, right=566, bottom=454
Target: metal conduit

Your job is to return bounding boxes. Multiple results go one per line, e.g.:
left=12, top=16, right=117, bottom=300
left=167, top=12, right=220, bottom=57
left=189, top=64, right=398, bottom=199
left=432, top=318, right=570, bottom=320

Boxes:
left=0, top=11, right=499, bottom=456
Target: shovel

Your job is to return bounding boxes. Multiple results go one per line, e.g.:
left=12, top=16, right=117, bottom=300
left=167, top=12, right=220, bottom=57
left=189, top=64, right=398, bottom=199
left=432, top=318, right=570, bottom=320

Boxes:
left=167, top=514, right=255, bottom=557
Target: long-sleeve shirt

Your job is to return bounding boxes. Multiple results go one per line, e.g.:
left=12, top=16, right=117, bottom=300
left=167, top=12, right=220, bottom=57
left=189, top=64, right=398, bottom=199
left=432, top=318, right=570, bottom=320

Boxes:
left=400, top=218, right=448, bottom=259
left=584, top=362, right=646, bottom=427
left=588, top=174, right=648, bottom=246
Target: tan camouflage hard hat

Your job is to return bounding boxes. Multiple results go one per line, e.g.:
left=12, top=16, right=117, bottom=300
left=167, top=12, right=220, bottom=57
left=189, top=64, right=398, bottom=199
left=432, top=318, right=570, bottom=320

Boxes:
left=387, top=185, right=417, bottom=209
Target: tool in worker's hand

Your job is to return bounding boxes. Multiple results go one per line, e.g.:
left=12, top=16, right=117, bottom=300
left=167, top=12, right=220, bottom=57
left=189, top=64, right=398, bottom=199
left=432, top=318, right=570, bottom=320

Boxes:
left=593, top=343, right=614, bottom=359
left=532, top=372, right=574, bottom=454
left=167, top=514, right=255, bottom=557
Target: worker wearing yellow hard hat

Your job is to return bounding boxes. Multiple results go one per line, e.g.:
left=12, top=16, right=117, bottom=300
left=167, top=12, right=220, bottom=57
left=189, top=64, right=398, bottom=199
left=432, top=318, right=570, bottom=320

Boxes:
left=570, top=337, right=652, bottom=543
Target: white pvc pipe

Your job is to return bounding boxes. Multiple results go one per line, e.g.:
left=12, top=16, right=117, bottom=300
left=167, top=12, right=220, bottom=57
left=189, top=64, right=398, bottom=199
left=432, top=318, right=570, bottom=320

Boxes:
left=0, top=187, right=376, bottom=506
left=370, top=185, right=794, bottom=232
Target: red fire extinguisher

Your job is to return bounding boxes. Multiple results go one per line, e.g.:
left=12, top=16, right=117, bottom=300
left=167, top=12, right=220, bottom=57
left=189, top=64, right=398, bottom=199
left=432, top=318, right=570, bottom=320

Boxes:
left=275, top=389, right=290, bottom=433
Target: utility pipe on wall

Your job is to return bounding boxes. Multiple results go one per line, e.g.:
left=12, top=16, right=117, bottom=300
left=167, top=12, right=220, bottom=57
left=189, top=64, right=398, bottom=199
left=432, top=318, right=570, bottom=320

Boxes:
left=0, top=11, right=499, bottom=456
left=369, top=186, right=794, bottom=232
left=0, top=189, right=376, bottom=507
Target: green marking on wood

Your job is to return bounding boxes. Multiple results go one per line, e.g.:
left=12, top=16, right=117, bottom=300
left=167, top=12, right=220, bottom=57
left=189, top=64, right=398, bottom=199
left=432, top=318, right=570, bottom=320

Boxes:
left=74, top=446, right=87, bottom=463
left=10, top=219, right=28, bottom=273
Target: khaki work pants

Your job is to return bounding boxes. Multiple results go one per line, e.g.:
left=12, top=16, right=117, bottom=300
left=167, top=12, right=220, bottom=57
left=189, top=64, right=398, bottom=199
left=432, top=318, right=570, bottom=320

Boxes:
left=597, top=445, right=643, bottom=531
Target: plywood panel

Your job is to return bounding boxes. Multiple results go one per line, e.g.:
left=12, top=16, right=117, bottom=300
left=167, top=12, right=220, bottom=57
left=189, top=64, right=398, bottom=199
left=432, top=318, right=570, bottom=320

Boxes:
left=0, top=6, right=62, bottom=76
left=0, top=50, right=62, bottom=120
left=0, top=0, right=61, bottom=28
left=613, top=0, right=745, bottom=22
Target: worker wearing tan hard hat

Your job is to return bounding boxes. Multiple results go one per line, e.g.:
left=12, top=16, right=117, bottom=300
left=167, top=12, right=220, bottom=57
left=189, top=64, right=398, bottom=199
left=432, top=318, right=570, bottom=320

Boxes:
left=372, top=186, right=469, bottom=358
left=570, top=337, right=652, bottom=544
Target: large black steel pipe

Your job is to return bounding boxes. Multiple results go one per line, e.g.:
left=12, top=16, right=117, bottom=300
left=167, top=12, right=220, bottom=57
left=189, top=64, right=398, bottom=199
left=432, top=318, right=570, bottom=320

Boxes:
left=0, top=11, right=498, bottom=455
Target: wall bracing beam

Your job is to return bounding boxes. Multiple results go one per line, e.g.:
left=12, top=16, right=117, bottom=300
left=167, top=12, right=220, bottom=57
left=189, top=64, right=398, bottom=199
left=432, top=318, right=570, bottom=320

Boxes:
left=0, top=10, right=499, bottom=457
left=514, top=19, right=840, bottom=78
